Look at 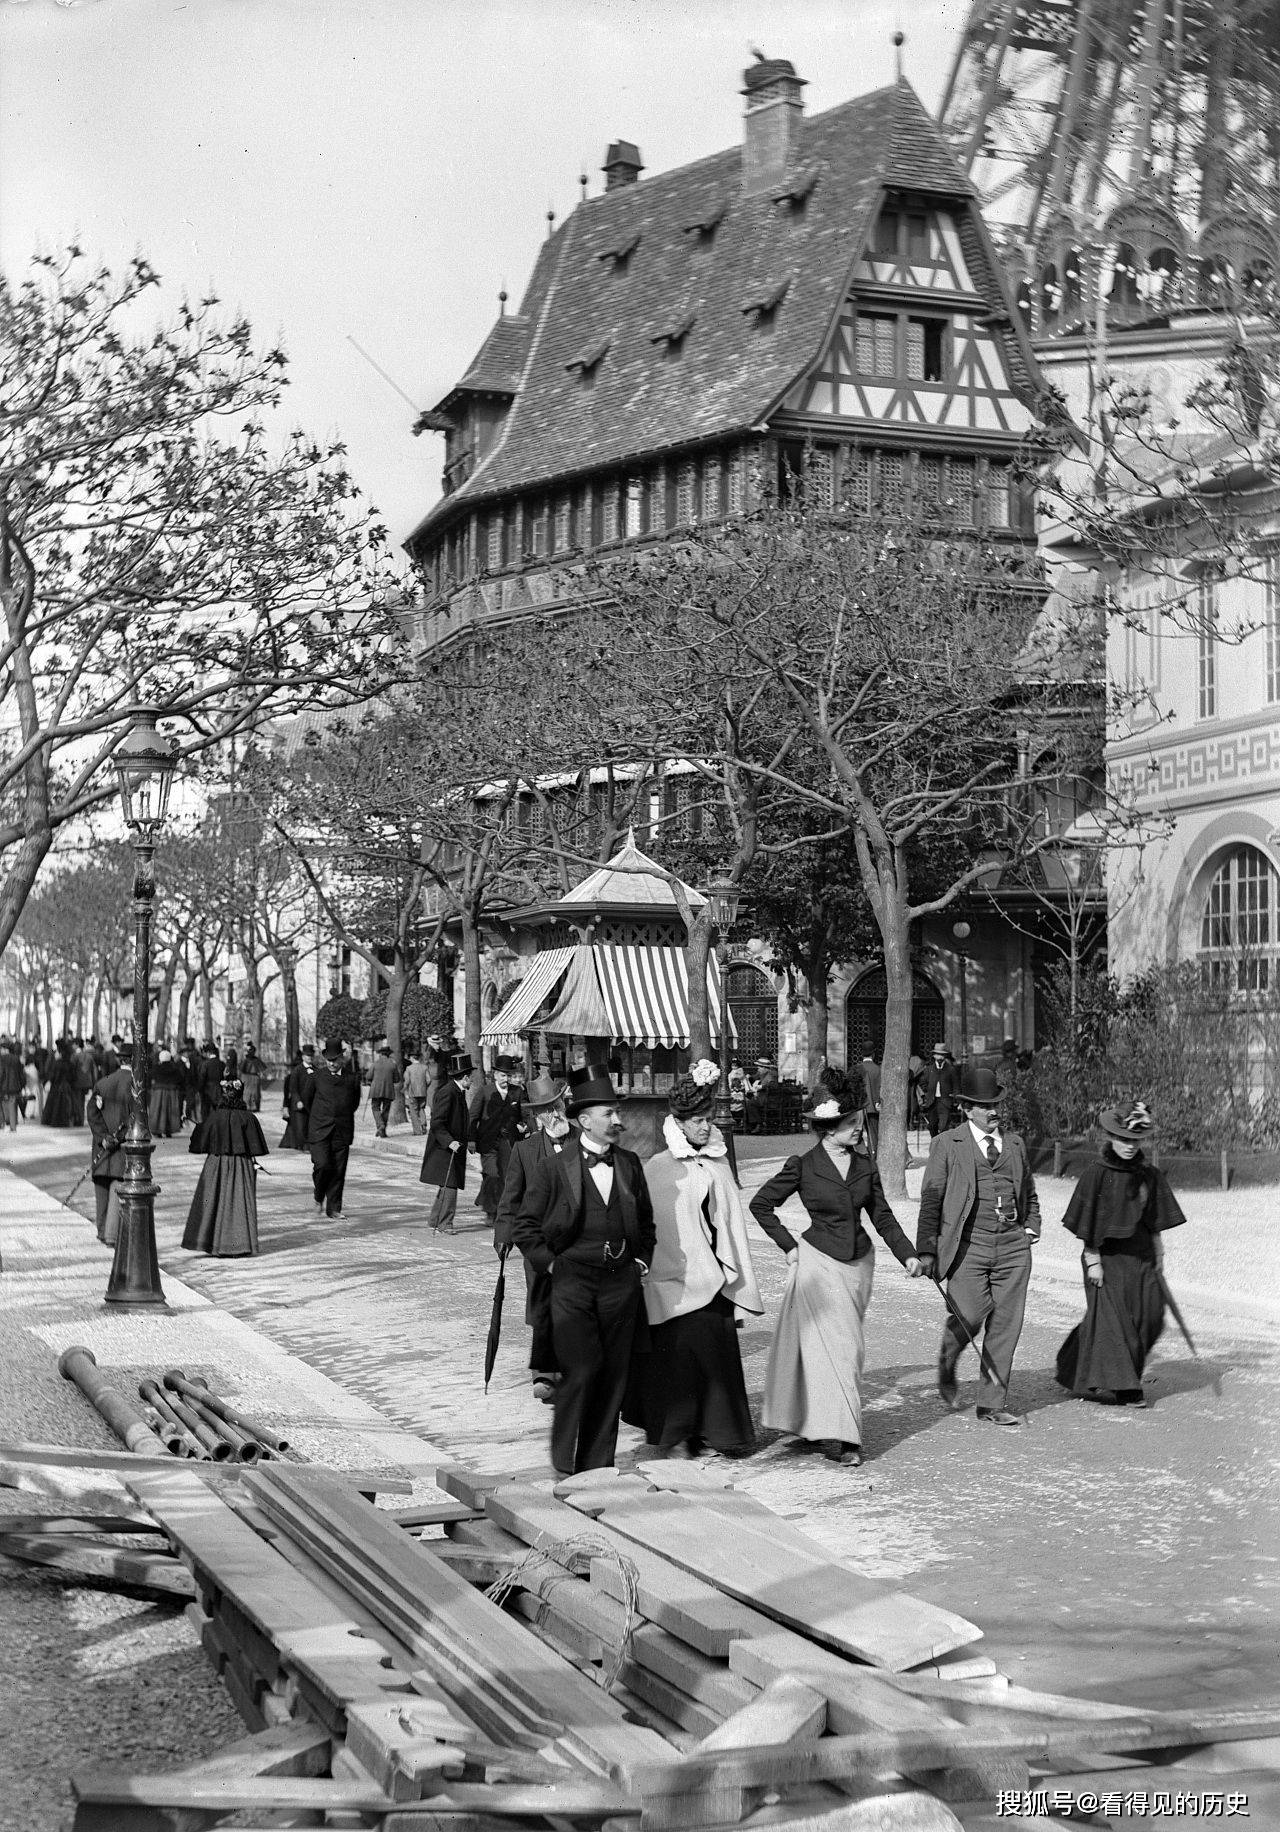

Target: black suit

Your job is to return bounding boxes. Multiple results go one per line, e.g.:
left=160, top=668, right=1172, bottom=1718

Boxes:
left=420, top=1079, right=469, bottom=1230
left=515, top=1138, right=656, bottom=1473
left=918, top=1059, right=958, bottom=1136
left=495, top=1127, right=574, bottom=1377
left=303, top=1057, right=362, bottom=1215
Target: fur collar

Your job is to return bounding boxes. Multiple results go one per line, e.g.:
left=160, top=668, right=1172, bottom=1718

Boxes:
left=663, top=1113, right=728, bottom=1161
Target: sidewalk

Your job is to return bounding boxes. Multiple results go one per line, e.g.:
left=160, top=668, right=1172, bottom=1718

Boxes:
left=2, top=1119, right=1279, bottom=1717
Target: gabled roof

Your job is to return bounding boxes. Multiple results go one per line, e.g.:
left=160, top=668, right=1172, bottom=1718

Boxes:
left=555, top=831, right=705, bottom=915
left=452, top=314, right=532, bottom=397
left=410, top=80, right=982, bottom=544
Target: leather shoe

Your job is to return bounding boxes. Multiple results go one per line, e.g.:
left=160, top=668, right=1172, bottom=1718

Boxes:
left=937, top=1356, right=961, bottom=1410
left=821, top=1440, right=863, bottom=1465
left=976, top=1407, right=1022, bottom=1426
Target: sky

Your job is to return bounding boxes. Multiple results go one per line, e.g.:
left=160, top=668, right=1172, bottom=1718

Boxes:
left=1, top=0, right=968, bottom=551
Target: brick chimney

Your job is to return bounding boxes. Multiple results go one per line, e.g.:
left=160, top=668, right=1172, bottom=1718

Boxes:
left=603, top=141, right=644, bottom=191
left=741, top=56, right=806, bottom=195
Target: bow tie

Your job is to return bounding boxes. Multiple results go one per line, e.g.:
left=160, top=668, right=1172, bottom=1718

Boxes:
left=585, top=1146, right=614, bottom=1167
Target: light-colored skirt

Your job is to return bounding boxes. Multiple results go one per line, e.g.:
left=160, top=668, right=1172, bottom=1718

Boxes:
left=763, top=1237, right=874, bottom=1444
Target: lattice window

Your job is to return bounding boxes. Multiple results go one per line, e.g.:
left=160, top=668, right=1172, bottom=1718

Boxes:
left=844, top=448, right=871, bottom=511
left=856, top=313, right=897, bottom=377
left=702, top=455, right=722, bottom=518
left=1200, top=846, right=1280, bottom=992
left=947, top=456, right=976, bottom=524
left=805, top=449, right=834, bottom=507
left=554, top=497, right=572, bottom=553
left=877, top=451, right=905, bottom=512
left=906, top=317, right=945, bottom=382
left=919, top=455, right=944, bottom=518
left=676, top=461, right=698, bottom=525
left=1197, top=579, right=1218, bottom=719
left=1267, top=557, right=1280, bottom=704
left=985, top=463, right=1011, bottom=529
left=528, top=501, right=549, bottom=557
left=486, top=516, right=503, bottom=571
left=601, top=483, right=620, bottom=545
left=623, top=478, right=644, bottom=538
left=726, top=454, right=743, bottom=514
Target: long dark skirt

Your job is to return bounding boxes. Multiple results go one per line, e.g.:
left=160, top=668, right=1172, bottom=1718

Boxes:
left=634, top=1291, right=755, bottom=1453
left=148, top=1087, right=184, bottom=1137
left=279, top=1113, right=307, bottom=1150
left=1056, top=1236, right=1164, bottom=1398
left=42, top=1079, right=81, bottom=1128
left=182, top=1156, right=259, bottom=1256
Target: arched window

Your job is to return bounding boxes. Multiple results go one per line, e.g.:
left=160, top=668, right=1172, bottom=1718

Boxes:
left=726, top=963, right=778, bottom=1067
left=1199, top=845, right=1280, bottom=992
left=844, top=966, right=944, bottom=1064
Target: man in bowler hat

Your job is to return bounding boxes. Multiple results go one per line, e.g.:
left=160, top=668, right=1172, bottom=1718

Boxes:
left=514, top=1064, right=655, bottom=1473
left=420, top=1049, right=473, bottom=1233
left=494, top=1072, right=575, bottom=1402
left=916, top=1062, right=1041, bottom=1426
left=472, top=1054, right=527, bottom=1222
left=303, top=1038, right=362, bottom=1218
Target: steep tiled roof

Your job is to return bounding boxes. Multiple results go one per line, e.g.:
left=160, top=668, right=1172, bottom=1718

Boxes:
left=411, top=80, right=977, bottom=541
left=453, top=314, right=532, bottom=396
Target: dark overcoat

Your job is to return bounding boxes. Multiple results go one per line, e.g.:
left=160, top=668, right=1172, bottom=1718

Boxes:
left=420, top=1080, right=469, bottom=1189
left=88, top=1067, right=133, bottom=1182
left=494, top=1126, right=575, bottom=1252
left=303, top=1059, right=362, bottom=1144
left=512, top=1139, right=656, bottom=1275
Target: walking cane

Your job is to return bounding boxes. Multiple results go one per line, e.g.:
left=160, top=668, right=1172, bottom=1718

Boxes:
left=62, top=1129, right=125, bottom=1207
left=932, top=1274, right=1007, bottom=1394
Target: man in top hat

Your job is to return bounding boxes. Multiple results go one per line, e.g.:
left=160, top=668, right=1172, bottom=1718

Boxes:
left=915, top=1062, right=1041, bottom=1426
left=495, top=1072, right=576, bottom=1402
left=917, top=1042, right=958, bottom=1137
left=302, top=1038, right=362, bottom=1218
left=420, top=1049, right=473, bottom=1234
left=514, top=1064, right=655, bottom=1473
left=472, top=1054, right=527, bottom=1223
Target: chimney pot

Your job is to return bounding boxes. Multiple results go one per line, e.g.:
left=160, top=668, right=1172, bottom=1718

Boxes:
left=603, top=141, right=644, bottom=190
left=741, top=56, right=806, bottom=196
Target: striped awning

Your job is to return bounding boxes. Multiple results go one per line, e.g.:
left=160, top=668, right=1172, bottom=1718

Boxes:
left=480, top=946, right=576, bottom=1045
left=593, top=944, right=731, bottom=1049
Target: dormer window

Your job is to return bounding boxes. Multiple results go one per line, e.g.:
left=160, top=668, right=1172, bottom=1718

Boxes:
left=771, top=168, right=819, bottom=219
left=742, top=278, right=789, bottom=331
left=565, top=336, right=611, bottom=380
left=597, top=232, right=641, bottom=272
left=682, top=202, right=728, bottom=248
left=650, top=311, right=696, bottom=354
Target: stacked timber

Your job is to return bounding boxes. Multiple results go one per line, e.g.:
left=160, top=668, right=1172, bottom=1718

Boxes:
left=53, top=1457, right=1280, bottom=1832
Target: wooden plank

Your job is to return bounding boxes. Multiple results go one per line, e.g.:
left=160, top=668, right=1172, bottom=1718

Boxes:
left=0, top=1440, right=411, bottom=1490
left=619, top=1699, right=1280, bottom=1797
left=387, top=1497, right=480, bottom=1528
left=69, top=1723, right=333, bottom=1831
left=433, top=1545, right=521, bottom=1585
left=695, top=1675, right=827, bottom=1752
left=435, top=1464, right=558, bottom=1509
left=0, top=1529, right=195, bottom=1599
left=594, top=1489, right=981, bottom=1671
left=483, top=1483, right=769, bottom=1658
left=0, top=1511, right=164, bottom=1535
left=71, top=1772, right=634, bottom=1815
left=245, top=1467, right=680, bottom=1778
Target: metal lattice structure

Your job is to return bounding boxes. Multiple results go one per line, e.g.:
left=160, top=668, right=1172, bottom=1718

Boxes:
left=940, top=0, right=1280, bottom=332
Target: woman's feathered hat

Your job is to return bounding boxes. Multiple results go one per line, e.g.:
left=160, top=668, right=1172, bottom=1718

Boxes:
left=668, top=1059, right=720, bottom=1120
left=804, top=1065, right=865, bottom=1125
left=1098, top=1098, right=1153, bottom=1142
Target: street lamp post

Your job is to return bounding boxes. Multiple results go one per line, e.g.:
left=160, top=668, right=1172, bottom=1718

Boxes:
left=951, top=920, right=971, bottom=1061
left=706, top=878, right=741, bottom=1177
left=105, top=709, right=178, bottom=1309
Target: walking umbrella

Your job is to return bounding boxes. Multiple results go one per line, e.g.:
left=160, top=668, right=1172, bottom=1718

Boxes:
left=483, top=1246, right=510, bottom=1393
left=931, top=1273, right=1007, bottom=1394
left=1157, top=1270, right=1199, bottom=1359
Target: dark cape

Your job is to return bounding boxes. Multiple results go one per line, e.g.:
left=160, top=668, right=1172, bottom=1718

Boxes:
left=183, top=1103, right=268, bottom=1257
left=42, top=1057, right=81, bottom=1127
left=1055, top=1148, right=1189, bottom=1400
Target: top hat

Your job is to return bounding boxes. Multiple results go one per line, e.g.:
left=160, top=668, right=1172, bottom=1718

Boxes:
left=445, top=1050, right=475, bottom=1080
left=300, top=1043, right=315, bottom=1057
left=1098, top=1098, right=1153, bottom=1142
left=523, top=1072, right=567, bottom=1111
left=955, top=1064, right=1001, bottom=1106
left=322, top=1038, right=344, bottom=1060
left=565, top=1063, right=619, bottom=1114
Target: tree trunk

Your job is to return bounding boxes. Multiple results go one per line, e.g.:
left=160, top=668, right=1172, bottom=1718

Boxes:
left=878, top=912, right=915, bottom=1201
left=176, top=971, right=194, bottom=1045
left=461, top=905, right=483, bottom=1060
left=805, top=969, right=830, bottom=1082
left=0, top=829, right=53, bottom=960
left=41, top=978, right=52, bottom=1046
left=684, top=908, right=715, bottom=1061
left=154, top=947, right=182, bottom=1043
left=200, top=975, right=214, bottom=1042
left=385, top=963, right=410, bottom=1122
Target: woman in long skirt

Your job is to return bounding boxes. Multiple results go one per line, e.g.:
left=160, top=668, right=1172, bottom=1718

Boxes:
left=23, top=1054, right=43, bottom=1123
left=182, top=1078, right=268, bottom=1257
left=42, top=1040, right=81, bottom=1127
left=148, top=1048, right=186, bottom=1137
left=1056, top=1099, right=1187, bottom=1407
left=750, top=1068, right=925, bottom=1464
left=634, top=1062, right=763, bottom=1458
left=240, top=1043, right=263, bottom=1112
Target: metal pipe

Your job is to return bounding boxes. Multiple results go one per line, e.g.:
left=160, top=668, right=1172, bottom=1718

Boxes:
left=156, top=1387, right=233, bottom=1461
left=183, top=1394, right=261, bottom=1464
left=138, top=1380, right=207, bottom=1459
left=163, top=1370, right=292, bottom=1453
left=140, top=1406, right=188, bottom=1457
left=58, top=1346, right=168, bottom=1456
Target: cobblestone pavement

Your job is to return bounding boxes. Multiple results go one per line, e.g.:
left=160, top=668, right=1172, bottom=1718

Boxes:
left=3, top=1116, right=1279, bottom=1716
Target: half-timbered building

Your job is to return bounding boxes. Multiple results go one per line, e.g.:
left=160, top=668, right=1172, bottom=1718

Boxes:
left=406, top=59, right=1061, bottom=1074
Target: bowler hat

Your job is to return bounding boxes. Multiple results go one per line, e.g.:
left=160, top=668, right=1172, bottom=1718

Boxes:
left=955, top=1064, right=1001, bottom=1106
left=445, top=1050, right=475, bottom=1080
left=1098, top=1098, right=1153, bottom=1142
left=523, top=1072, right=567, bottom=1111
left=565, top=1063, right=619, bottom=1114
left=322, top=1038, right=344, bottom=1060
left=493, top=1054, right=520, bottom=1073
